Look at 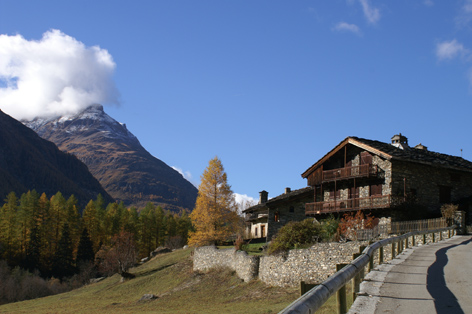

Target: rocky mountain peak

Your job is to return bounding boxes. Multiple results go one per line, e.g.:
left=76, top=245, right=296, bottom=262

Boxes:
left=23, top=105, right=198, bottom=212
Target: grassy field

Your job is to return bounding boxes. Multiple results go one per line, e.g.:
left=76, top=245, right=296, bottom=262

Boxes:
left=0, top=248, right=298, bottom=314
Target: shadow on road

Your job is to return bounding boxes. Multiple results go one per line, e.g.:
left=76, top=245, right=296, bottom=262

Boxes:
left=427, top=236, right=472, bottom=314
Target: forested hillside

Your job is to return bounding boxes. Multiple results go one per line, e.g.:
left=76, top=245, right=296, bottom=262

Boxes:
left=0, top=109, right=113, bottom=208
left=0, top=190, right=191, bottom=281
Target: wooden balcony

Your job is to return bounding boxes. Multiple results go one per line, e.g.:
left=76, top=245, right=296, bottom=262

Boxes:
left=305, top=195, right=391, bottom=215
left=322, top=164, right=378, bottom=183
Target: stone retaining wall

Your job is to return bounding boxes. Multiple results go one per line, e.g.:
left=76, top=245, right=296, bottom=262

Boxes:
left=193, top=230, right=455, bottom=287
left=193, top=246, right=259, bottom=282
left=193, top=241, right=367, bottom=287
left=258, top=241, right=367, bottom=287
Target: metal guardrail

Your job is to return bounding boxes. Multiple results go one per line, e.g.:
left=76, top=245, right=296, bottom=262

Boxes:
left=279, top=225, right=457, bottom=314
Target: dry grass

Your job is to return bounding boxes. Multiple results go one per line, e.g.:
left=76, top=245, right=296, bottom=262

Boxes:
left=0, top=248, right=298, bottom=314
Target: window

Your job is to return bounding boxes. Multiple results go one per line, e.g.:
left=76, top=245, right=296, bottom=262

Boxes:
left=370, top=184, right=382, bottom=196
left=274, top=211, right=280, bottom=222
left=255, top=227, right=258, bottom=237
left=329, top=190, right=341, bottom=200
left=289, top=206, right=294, bottom=213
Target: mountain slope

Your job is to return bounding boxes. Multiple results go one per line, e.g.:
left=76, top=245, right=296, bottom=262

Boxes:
left=0, top=109, right=113, bottom=207
left=24, top=105, right=197, bottom=212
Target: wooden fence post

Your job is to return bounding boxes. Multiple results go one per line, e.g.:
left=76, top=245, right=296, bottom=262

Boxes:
left=423, top=234, right=426, bottom=245
left=432, top=232, right=435, bottom=243
left=440, top=231, right=443, bottom=241
left=337, top=264, right=348, bottom=314
left=379, top=246, right=384, bottom=265
left=392, top=242, right=396, bottom=259
left=412, top=235, right=415, bottom=247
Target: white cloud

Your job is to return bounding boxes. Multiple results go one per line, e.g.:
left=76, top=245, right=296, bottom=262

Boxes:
left=172, top=166, right=195, bottom=186
left=234, top=193, right=257, bottom=215
left=0, top=29, right=119, bottom=121
left=436, top=39, right=468, bottom=60
left=456, top=0, right=472, bottom=26
left=423, top=0, right=434, bottom=6
left=359, top=0, right=381, bottom=24
left=333, top=22, right=362, bottom=35
left=463, top=0, right=472, bottom=13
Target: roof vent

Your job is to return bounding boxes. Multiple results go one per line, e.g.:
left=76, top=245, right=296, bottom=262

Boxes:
left=414, top=143, right=428, bottom=151
left=391, top=133, right=409, bottom=150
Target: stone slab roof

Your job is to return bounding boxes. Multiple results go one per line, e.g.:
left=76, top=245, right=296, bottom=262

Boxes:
left=243, top=186, right=314, bottom=213
left=351, top=137, right=472, bottom=171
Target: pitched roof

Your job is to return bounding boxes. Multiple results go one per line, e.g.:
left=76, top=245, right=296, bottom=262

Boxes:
left=302, top=136, right=472, bottom=178
left=243, top=186, right=314, bottom=213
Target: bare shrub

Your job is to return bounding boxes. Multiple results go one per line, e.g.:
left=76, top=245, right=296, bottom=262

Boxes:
left=441, top=204, right=458, bottom=225
left=166, top=235, right=186, bottom=250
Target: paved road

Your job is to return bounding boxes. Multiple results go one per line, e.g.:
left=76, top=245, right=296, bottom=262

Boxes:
left=349, top=235, right=472, bottom=314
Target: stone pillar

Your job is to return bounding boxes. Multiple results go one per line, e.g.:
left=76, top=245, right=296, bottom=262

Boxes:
left=453, top=210, right=466, bottom=234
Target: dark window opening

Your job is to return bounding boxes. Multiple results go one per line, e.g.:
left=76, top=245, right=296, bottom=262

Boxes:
left=370, top=184, right=382, bottom=196
left=274, top=211, right=280, bottom=222
left=439, top=186, right=451, bottom=204
left=289, top=206, right=294, bottom=213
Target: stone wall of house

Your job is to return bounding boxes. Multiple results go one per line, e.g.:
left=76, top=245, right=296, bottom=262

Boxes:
left=193, top=246, right=259, bottom=282
left=392, top=161, right=472, bottom=213
left=267, top=195, right=312, bottom=241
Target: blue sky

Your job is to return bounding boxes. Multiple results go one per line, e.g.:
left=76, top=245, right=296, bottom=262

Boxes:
left=1, top=0, right=472, bottom=204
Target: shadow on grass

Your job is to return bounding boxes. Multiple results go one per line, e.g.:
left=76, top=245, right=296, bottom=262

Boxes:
left=136, top=263, right=176, bottom=277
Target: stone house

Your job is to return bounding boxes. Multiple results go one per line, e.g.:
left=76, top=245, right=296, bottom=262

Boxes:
left=302, top=134, right=472, bottom=218
left=243, top=187, right=313, bottom=241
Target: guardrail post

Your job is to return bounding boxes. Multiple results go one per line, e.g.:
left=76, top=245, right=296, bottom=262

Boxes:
left=352, top=253, right=361, bottom=301
left=432, top=232, right=435, bottom=243
left=379, top=246, right=384, bottom=265
left=369, top=253, right=374, bottom=272
left=440, top=231, right=443, bottom=241
left=423, top=234, right=426, bottom=245
left=392, top=242, right=396, bottom=259
left=404, top=238, right=408, bottom=249
left=336, top=264, right=348, bottom=314
left=412, top=235, right=416, bottom=247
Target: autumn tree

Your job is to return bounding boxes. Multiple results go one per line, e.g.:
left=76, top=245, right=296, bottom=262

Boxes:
left=188, top=156, right=240, bottom=246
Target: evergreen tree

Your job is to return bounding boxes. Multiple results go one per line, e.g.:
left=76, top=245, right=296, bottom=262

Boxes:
left=188, top=156, right=239, bottom=246
left=52, top=223, right=76, bottom=278
left=0, top=192, right=18, bottom=260
left=25, top=224, right=41, bottom=273
left=76, top=227, right=95, bottom=264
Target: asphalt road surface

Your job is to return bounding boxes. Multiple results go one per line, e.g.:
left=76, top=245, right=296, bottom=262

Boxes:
left=349, top=234, right=472, bottom=314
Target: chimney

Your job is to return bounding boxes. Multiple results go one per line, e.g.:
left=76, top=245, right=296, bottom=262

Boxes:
left=259, top=190, right=268, bottom=204
left=391, top=133, right=409, bottom=150
left=285, top=187, right=291, bottom=194
left=414, top=143, right=428, bottom=150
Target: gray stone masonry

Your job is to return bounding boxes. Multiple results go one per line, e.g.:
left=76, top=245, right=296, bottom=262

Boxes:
left=193, top=246, right=259, bottom=282
left=193, top=230, right=455, bottom=287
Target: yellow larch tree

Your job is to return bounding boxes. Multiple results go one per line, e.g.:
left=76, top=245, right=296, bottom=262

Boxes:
left=188, top=156, right=240, bottom=246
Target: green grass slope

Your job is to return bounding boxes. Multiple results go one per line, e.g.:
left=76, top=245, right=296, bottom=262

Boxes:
left=0, top=248, right=298, bottom=314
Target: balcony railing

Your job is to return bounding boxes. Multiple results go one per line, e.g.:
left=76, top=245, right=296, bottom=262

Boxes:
left=322, top=164, right=378, bottom=182
left=305, top=195, right=391, bottom=215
